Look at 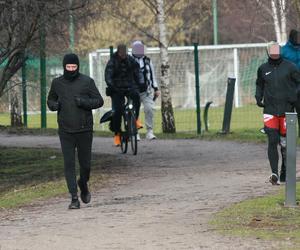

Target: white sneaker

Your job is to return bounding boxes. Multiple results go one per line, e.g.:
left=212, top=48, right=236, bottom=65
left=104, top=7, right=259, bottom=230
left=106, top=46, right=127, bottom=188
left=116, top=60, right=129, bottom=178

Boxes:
left=146, top=130, right=156, bottom=140
left=136, top=133, right=141, bottom=141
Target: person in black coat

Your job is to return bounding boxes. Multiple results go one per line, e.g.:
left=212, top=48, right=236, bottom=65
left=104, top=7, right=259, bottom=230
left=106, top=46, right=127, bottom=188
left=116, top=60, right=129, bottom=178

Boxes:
left=47, top=53, right=103, bottom=209
left=255, top=42, right=300, bottom=185
left=105, top=44, right=143, bottom=146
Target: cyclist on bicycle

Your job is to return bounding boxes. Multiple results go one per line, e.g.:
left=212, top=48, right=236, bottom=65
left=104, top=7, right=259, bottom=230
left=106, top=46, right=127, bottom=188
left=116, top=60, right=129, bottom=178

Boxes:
left=105, top=44, right=144, bottom=146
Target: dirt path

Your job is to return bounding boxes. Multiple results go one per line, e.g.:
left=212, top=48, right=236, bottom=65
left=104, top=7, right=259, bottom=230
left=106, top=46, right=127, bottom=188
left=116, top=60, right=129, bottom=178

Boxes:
left=0, top=134, right=294, bottom=249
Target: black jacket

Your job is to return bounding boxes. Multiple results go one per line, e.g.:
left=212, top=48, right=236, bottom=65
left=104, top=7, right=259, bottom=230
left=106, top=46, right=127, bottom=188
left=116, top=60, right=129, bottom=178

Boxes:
left=105, top=53, right=143, bottom=90
left=255, top=58, right=300, bottom=116
left=47, top=74, right=103, bottom=133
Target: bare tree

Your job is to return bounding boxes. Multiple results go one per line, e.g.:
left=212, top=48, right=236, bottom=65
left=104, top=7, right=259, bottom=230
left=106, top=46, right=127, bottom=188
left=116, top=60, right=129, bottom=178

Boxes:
left=0, top=0, right=92, bottom=126
left=0, top=0, right=89, bottom=98
left=100, top=0, right=210, bottom=133
left=156, top=0, right=175, bottom=132
left=255, top=0, right=288, bottom=43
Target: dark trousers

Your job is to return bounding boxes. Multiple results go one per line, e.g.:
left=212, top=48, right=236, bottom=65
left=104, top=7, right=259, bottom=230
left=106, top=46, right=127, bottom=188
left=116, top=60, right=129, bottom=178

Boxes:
left=59, top=130, right=93, bottom=196
left=111, top=90, right=140, bottom=133
left=265, top=127, right=286, bottom=176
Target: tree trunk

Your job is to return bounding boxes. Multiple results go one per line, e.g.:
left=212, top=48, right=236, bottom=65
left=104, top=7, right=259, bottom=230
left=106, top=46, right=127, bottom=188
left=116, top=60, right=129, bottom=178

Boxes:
left=271, top=0, right=282, bottom=43
left=270, top=0, right=287, bottom=43
left=9, top=79, right=23, bottom=127
left=156, top=0, right=176, bottom=133
left=8, top=1, right=22, bottom=127
left=279, top=0, right=287, bottom=42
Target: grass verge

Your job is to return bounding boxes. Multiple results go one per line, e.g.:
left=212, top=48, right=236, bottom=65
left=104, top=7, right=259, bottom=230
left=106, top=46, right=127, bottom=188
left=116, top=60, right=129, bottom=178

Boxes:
left=210, top=184, right=300, bottom=249
left=0, top=147, right=109, bottom=209
left=0, top=125, right=268, bottom=143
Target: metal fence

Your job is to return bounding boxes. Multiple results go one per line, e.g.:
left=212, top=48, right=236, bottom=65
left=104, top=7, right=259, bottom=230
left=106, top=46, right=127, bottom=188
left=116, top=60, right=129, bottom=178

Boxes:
left=89, top=43, right=267, bottom=133
left=0, top=44, right=268, bottom=133
left=0, top=55, right=89, bottom=113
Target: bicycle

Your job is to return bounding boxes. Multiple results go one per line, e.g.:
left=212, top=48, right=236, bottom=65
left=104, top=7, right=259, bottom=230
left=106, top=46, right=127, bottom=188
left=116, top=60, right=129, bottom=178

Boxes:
left=120, top=91, right=138, bottom=155
left=100, top=88, right=138, bottom=155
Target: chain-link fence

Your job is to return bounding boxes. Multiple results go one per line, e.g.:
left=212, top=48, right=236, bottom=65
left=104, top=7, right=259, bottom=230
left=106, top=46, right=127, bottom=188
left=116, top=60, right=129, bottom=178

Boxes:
left=0, top=44, right=267, bottom=133
left=89, top=43, right=267, bottom=133
left=0, top=54, right=89, bottom=127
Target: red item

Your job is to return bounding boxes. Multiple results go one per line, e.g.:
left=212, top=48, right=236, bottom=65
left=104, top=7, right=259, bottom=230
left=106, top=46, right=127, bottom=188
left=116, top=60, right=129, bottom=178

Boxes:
left=264, top=114, right=286, bottom=135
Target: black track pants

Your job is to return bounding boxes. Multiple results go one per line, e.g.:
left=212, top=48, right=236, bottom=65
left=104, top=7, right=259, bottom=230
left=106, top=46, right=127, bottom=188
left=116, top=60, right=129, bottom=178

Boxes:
left=265, top=128, right=280, bottom=175
left=59, top=131, right=93, bottom=196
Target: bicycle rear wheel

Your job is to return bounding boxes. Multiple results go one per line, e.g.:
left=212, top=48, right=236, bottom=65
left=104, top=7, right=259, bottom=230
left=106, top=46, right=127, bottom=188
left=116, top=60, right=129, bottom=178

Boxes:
left=128, top=113, right=138, bottom=155
left=120, top=133, right=128, bottom=153
left=120, top=115, right=128, bottom=154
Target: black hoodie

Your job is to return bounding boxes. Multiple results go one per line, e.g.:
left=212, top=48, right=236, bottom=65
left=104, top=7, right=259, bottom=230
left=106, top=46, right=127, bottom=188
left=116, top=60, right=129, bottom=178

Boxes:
left=63, top=53, right=80, bottom=81
left=289, top=29, right=299, bottom=46
left=104, top=52, right=142, bottom=90
left=47, top=54, right=103, bottom=133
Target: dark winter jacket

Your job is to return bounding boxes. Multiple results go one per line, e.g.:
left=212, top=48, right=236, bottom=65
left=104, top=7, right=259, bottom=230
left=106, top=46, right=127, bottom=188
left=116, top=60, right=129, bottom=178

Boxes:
left=255, top=58, right=300, bottom=116
left=47, top=73, right=103, bottom=133
left=104, top=53, right=143, bottom=91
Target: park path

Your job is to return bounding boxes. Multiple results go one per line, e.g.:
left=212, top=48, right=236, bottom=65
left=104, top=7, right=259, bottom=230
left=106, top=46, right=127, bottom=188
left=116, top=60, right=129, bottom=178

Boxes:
left=0, top=133, right=295, bottom=250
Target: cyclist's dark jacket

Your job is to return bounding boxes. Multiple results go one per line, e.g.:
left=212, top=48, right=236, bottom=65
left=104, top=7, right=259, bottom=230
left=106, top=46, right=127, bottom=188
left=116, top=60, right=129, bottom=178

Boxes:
left=105, top=52, right=142, bottom=90
left=47, top=73, right=103, bottom=133
left=255, top=57, right=300, bottom=116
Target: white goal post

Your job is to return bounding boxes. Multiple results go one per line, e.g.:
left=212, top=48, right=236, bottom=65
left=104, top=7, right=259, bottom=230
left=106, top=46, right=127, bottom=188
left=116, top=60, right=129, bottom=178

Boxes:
left=89, top=43, right=267, bottom=109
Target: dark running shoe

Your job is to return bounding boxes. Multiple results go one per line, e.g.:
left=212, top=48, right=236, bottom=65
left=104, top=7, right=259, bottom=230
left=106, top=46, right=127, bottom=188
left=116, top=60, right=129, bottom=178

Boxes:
left=269, top=174, right=279, bottom=185
left=68, top=198, right=80, bottom=209
left=280, top=171, right=286, bottom=183
left=78, top=180, right=91, bottom=204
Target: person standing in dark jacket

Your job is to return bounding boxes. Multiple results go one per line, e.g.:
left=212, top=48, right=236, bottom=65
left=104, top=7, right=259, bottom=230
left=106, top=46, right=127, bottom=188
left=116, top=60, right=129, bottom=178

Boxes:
left=105, top=44, right=143, bottom=146
left=281, top=29, right=300, bottom=137
left=255, top=42, right=300, bottom=185
left=47, top=53, right=103, bottom=209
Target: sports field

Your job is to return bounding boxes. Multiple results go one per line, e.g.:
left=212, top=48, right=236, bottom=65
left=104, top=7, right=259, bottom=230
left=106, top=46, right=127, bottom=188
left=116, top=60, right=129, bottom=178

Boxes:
left=0, top=104, right=263, bottom=133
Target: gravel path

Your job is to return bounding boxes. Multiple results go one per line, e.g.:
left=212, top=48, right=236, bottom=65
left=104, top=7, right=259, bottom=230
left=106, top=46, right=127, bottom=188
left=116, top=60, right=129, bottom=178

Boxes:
left=0, top=133, right=294, bottom=250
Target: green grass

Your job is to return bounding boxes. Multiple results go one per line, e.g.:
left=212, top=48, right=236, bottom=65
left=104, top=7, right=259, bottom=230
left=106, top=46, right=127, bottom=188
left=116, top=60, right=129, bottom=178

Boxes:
left=0, top=103, right=277, bottom=144
left=0, top=104, right=263, bottom=133
left=0, top=147, right=64, bottom=193
left=0, top=113, right=59, bottom=129
left=0, top=105, right=268, bottom=143
left=0, top=147, right=109, bottom=209
left=1, top=181, right=67, bottom=209
left=0, top=124, right=269, bottom=144
left=211, top=185, right=300, bottom=249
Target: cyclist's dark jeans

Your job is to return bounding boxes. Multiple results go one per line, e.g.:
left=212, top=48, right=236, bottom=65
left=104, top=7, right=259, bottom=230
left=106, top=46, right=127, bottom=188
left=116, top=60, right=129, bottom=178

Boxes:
left=111, top=89, right=140, bottom=133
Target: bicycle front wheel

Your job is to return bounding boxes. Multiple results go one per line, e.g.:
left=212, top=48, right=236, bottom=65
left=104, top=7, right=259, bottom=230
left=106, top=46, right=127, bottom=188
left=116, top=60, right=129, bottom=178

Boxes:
left=120, top=115, right=128, bottom=154
left=128, top=113, right=138, bottom=155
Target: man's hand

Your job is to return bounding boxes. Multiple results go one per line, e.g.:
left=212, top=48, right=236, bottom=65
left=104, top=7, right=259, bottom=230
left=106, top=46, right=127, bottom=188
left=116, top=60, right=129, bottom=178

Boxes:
left=74, top=96, right=82, bottom=107
left=106, top=86, right=116, bottom=96
left=75, top=96, right=91, bottom=110
left=47, top=100, right=60, bottom=111
left=256, top=100, right=264, bottom=108
left=153, top=90, right=160, bottom=101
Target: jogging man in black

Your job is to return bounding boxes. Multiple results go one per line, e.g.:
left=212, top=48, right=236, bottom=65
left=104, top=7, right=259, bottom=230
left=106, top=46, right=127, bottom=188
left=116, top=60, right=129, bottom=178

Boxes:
left=47, top=53, right=103, bottom=209
left=255, top=42, right=300, bottom=185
